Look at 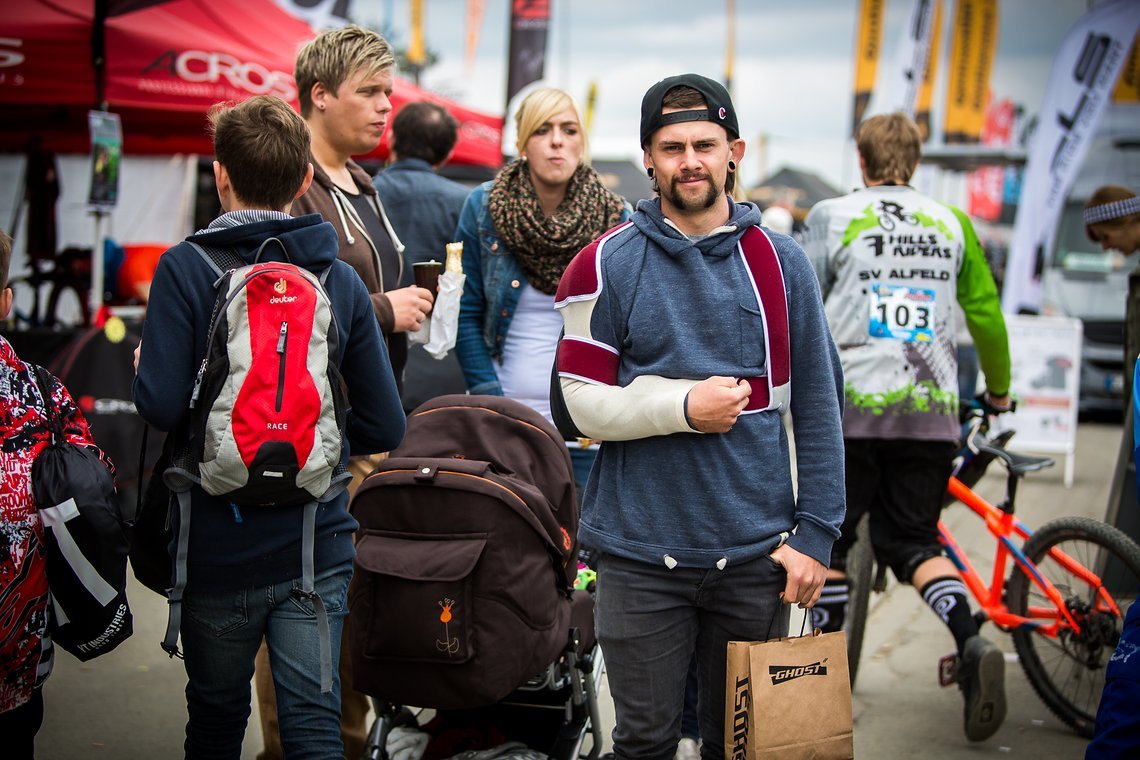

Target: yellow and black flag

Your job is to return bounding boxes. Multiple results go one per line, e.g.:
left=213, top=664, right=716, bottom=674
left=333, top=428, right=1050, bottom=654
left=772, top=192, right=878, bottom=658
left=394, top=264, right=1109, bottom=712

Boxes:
left=1114, top=33, right=1140, bottom=103
left=943, top=0, right=999, bottom=144
left=851, top=0, right=884, bottom=136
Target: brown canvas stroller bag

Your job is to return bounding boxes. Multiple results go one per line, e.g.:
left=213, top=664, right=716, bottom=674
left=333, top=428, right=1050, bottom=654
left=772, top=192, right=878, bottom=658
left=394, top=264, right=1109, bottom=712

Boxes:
left=348, top=395, right=579, bottom=709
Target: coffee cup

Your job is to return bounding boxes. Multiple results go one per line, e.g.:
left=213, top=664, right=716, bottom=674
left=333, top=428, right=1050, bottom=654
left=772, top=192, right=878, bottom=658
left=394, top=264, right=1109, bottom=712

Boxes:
left=413, top=260, right=443, bottom=315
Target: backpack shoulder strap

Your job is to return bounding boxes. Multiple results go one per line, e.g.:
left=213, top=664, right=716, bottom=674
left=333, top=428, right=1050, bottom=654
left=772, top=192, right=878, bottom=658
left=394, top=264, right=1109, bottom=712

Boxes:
left=29, top=363, right=62, bottom=439
left=186, top=241, right=245, bottom=280
left=739, top=225, right=791, bottom=414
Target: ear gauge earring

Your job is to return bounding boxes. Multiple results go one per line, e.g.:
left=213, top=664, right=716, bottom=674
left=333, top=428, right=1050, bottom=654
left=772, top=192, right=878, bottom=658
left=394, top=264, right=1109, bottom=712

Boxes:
left=318, top=103, right=326, bottom=111
left=728, top=160, right=737, bottom=172
left=646, top=167, right=655, bottom=179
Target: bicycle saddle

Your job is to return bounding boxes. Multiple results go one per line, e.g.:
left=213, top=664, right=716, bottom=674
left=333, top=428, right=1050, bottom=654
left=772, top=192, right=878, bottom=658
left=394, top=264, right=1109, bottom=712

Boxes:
left=976, top=440, right=1054, bottom=475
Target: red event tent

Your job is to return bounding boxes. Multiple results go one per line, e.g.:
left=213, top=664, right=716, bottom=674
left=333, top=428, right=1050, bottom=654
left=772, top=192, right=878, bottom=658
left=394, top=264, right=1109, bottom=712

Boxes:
left=0, top=0, right=504, bottom=168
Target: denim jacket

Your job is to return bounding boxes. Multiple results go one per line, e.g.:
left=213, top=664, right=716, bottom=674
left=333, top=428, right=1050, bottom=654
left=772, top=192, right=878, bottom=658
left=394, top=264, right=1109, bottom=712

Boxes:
left=454, top=181, right=632, bottom=395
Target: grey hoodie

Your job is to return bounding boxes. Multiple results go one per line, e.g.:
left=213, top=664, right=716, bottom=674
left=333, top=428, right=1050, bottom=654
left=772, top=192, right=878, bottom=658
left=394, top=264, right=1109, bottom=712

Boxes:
left=576, top=197, right=846, bottom=568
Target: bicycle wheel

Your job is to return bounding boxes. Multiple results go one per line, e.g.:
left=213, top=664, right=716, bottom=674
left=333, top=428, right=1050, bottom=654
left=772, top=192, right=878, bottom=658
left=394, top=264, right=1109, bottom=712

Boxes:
left=1007, top=516, right=1140, bottom=738
left=843, top=513, right=874, bottom=687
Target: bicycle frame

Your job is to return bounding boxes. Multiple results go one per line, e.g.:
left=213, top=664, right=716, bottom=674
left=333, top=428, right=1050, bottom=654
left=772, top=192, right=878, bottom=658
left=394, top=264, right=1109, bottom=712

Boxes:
left=939, top=475, right=1127, bottom=638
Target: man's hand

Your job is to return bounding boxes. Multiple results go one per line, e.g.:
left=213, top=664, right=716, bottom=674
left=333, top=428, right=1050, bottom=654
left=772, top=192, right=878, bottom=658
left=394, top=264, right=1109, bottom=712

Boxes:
left=133, top=341, right=142, bottom=373
left=386, top=286, right=434, bottom=333
left=770, top=543, right=827, bottom=608
left=984, top=391, right=1012, bottom=412
left=685, top=376, right=751, bottom=433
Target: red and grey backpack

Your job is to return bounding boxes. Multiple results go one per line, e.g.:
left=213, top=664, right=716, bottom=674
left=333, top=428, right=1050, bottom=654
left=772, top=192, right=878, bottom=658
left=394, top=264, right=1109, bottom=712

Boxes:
left=161, top=238, right=349, bottom=690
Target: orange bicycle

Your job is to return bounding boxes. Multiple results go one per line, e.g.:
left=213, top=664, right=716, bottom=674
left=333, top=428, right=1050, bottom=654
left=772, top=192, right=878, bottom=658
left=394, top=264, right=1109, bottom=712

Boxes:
left=842, top=410, right=1140, bottom=737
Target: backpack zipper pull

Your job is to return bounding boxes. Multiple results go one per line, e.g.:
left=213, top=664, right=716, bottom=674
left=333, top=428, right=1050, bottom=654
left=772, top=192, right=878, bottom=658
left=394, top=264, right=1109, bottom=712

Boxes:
left=276, top=322, right=288, bottom=412
left=189, top=358, right=207, bottom=409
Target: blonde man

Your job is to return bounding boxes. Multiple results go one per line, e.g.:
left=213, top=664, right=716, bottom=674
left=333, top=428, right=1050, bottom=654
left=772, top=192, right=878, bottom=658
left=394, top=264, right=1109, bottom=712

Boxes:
left=804, top=112, right=1011, bottom=742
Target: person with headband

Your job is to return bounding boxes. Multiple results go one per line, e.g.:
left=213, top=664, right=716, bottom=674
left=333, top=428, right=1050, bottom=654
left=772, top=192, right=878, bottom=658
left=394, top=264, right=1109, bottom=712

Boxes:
left=1084, top=185, right=1140, bottom=256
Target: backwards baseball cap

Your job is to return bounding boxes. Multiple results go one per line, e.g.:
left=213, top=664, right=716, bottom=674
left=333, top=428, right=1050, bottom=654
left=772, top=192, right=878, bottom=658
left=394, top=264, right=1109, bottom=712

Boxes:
left=640, top=73, right=739, bottom=147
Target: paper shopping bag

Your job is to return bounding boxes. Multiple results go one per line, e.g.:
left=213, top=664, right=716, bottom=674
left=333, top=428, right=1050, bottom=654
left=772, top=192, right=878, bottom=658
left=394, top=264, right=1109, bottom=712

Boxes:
left=725, top=631, right=854, bottom=760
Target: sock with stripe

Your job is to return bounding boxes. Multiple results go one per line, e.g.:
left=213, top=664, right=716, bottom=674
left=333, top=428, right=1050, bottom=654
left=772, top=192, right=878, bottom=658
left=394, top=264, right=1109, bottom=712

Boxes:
left=814, top=578, right=849, bottom=633
left=920, top=576, right=979, bottom=654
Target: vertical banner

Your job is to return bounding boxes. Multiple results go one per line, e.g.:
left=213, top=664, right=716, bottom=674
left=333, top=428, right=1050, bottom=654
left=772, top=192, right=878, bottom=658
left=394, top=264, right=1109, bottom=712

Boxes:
left=879, top=0, right=937, bottom=119
left=505, top=0, right=551, bottom=109
left=1114, top=33, right=1140, bottom=103
left=1002, top=0, right=1140, bottom=315
left=465, top=0, right=488, bottom=74
left=851, top=0, right=884, bottom=134
left=944, top=0, right=1000, bottom=143
left=408, top=0, right=426, bottom=69
left=914, top=0, right=943, bottom=141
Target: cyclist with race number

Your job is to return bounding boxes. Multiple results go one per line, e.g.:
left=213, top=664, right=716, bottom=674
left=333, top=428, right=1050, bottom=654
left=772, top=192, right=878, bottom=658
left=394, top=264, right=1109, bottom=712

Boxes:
left=803, top=112, right=1013, bottom=743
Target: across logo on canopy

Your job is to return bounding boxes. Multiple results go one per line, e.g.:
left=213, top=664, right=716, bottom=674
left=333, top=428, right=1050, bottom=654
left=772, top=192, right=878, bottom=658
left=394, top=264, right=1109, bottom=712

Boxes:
left=141, top=49, right=297, bottom=101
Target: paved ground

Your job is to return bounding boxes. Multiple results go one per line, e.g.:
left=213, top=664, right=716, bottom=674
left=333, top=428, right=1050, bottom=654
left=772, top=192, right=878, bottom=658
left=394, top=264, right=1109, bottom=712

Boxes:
left=36, top=419, right=1126, bottom=758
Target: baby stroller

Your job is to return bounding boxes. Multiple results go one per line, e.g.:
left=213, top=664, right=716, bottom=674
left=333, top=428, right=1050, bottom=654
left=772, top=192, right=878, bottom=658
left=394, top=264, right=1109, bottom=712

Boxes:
left=348, top=395, right=604, bottom=760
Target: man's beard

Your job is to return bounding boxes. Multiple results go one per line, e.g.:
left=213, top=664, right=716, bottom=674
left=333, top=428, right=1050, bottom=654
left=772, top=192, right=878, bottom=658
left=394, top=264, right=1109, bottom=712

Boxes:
left=662, top=172, right=720, bottom=211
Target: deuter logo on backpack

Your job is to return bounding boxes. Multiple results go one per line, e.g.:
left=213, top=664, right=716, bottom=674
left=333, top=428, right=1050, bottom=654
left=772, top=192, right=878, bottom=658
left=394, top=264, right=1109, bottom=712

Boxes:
left=186, top=240, right=349, bottom=508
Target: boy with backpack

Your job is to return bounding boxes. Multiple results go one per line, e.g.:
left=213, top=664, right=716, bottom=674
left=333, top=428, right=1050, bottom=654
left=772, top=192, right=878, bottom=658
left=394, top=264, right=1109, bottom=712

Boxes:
left=132, top=95, right=405, bottom=759
left=1, top=229, right=116, bottom=758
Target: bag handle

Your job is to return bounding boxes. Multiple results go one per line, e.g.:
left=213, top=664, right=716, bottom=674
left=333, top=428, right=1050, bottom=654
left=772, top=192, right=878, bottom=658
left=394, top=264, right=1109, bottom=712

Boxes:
left=254, top=236, right=292, bottom=264
left=764, top=601, right=815, bottom=642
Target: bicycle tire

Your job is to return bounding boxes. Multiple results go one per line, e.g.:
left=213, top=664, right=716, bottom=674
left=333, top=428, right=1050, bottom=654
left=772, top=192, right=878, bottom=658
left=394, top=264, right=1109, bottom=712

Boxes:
left=843, top=513, right=874, bottom=687
left=1007, top=516, right=1140, bottom=738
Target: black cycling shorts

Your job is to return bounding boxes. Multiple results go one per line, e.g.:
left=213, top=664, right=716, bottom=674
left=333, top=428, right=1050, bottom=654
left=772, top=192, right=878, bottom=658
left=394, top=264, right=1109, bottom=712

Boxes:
left=830, top=438, right=958, bottom=584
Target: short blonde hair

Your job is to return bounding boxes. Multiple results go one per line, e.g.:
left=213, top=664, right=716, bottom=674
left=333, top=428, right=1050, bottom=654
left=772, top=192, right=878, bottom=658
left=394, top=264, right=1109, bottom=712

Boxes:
left=857, top=112, right=922, bottom=184
left=295, top=25, right=395, bottom=117
left=515, top=87, right=589, bottom=163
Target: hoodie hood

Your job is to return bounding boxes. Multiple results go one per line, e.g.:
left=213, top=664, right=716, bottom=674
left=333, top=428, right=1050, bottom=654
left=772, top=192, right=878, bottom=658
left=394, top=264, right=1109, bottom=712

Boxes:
left=631, top=196, right=762, bottom=259
left=188, top=213, right=340, bottom=272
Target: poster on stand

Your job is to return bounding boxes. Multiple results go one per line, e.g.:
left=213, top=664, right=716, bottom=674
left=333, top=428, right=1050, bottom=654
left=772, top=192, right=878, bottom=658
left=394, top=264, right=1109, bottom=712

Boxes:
left=991, top=314, right=1082, bottom=485
left=87, top=110, right=121, bottom=210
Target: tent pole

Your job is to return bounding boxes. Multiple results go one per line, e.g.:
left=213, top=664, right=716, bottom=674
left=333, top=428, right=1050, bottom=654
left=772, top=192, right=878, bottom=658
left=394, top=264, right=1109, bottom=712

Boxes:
left=90, top=211, right=106, bottom=322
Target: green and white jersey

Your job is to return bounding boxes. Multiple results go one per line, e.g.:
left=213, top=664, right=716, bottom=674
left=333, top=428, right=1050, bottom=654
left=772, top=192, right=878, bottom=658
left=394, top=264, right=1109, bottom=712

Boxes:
left=803, top=185, right=1009, bottom=442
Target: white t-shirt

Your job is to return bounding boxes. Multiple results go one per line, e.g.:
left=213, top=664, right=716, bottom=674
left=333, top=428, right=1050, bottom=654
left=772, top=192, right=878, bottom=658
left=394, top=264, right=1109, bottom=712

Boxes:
left=498, top=282, right=564, bottom=425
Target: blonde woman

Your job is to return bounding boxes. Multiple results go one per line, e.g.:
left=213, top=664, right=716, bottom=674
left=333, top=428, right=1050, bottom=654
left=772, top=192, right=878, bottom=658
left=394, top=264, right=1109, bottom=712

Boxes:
left=454, top=88, right=631, bottom=490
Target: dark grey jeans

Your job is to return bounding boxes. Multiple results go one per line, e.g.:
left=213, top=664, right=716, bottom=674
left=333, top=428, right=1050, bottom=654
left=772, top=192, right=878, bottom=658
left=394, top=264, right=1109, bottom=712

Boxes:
left=595, top=552, right=789, bottom=760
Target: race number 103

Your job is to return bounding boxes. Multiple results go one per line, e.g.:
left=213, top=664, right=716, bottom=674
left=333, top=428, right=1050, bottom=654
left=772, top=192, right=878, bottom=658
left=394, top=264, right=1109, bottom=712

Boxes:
left=869, top=283, right=935, bottom=343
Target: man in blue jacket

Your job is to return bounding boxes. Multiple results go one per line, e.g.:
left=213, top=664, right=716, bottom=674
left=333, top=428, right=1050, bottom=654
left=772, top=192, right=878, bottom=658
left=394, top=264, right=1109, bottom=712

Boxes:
left=133, top=95, right=405, bottom=760
left=555, top=73, right=846, bottom=759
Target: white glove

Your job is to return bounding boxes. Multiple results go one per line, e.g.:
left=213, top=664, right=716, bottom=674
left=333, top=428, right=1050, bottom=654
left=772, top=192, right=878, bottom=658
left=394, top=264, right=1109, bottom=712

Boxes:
left=386, top=726, right=430, bottom=760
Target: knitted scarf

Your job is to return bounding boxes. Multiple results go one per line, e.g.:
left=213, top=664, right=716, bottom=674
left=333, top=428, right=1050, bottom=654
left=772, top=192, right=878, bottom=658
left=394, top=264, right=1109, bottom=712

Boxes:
left=489, top=159, right=626, bottom=295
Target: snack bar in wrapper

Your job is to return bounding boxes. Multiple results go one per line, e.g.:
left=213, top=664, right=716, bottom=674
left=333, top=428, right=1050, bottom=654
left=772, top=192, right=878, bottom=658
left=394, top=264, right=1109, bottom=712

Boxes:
left=445, top=242, right=464, bottom=274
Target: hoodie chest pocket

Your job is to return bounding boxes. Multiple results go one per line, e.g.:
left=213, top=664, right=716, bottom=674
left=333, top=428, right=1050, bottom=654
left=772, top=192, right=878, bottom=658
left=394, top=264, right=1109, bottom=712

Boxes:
left=739, top=303, right=767, bottom=371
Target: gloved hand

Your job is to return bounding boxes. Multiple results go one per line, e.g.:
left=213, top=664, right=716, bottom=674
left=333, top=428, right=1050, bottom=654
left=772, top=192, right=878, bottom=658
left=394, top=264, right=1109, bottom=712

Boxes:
left=386, top=726, right=430, bottom=760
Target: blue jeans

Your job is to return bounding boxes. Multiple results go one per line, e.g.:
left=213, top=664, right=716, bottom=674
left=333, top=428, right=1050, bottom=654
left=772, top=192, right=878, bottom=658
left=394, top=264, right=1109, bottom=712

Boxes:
left=595, top=552, right=788, bottom=760
left=180, top=561, right=353, bottom=760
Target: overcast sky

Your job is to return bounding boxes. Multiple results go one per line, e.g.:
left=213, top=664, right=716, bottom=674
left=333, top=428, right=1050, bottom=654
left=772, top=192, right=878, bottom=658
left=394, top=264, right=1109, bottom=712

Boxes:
left=358, top=0, right=1095, bottom=191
